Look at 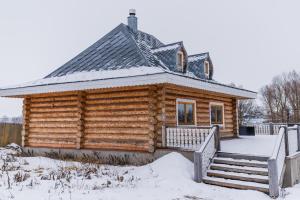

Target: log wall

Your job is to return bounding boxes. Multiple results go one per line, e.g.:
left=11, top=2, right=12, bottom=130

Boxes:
left=155, top=84, right=238, bottom=148
left=26, top=93, right=79, bottom=148
left=23, top=84, right=238, bottom=152
left=82, top=86, right=156, bottom=152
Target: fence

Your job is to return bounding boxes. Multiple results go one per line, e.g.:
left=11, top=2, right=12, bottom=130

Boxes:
left=254, top=123, right=288, bottom=135
left=0, top=123, right=22, bottom=147
left=162, top=126, right=211, bottom=150
left=268, top=127, right=287, bottom=197
left=194, top=126, right=220, bottom=182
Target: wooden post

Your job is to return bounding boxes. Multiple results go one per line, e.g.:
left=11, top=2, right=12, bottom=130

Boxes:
left=76, top=91, right=86, bottom=150
left=297, top=125, right=300, bottom=152
left=269, top=122, right=274, bottom=135
left=268, top=158, right=279, bottom=198
left=233, top=99, right=239, bottom=137
left=194, top=151, right=203, bottom=182
left=283, top=126, right=289, bottom=156
left=22, top=97, right=30, bottom=147
left=214, top=125, right=221, bottom=151
left=162, top=125, right=166, bottom=147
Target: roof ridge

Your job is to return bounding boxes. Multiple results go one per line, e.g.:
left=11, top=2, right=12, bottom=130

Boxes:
left=151, top=41, right=182, bottom=49
left=126, top=27, right=153, bottom=67
left=188, top=52, right=209, bottom=57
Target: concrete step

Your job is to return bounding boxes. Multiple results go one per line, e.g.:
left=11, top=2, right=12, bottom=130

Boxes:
left=213, top=157, right=268, bottom=168
left=210, top=163, right=269, bottom=176
left=203, top=176, right=269, bottom=193
left=207, top=169, right=269, bottom=184
left=216, top=152, right=269, bottom=162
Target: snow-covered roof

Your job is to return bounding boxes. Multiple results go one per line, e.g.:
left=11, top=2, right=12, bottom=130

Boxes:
left=151, top=42, right=181, bottom=53
left=0, top=67, right=256, bottom=99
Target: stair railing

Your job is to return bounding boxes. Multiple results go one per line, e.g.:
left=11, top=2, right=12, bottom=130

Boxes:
left=194, top=125, right=220, bottom=182
left=268, top=126, right=288, bottom=198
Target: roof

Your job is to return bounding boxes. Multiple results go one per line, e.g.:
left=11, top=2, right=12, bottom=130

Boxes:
left=0, top=67, right=256, bottom=99
left=0, top=18, right=256, bottom=99
left=44, top=23, right=210, bottom=80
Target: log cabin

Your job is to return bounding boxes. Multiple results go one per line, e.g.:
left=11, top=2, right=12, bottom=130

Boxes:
left=0, top=10, right=256, bottom=162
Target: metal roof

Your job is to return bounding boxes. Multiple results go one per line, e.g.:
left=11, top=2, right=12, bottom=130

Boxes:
left=0, top=21, right=257, bottom=98
left=45, top=23, right=212, bottom=80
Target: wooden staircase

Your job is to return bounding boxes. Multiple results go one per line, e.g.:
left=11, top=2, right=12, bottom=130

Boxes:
left=203, top=152, right=270, bottom=193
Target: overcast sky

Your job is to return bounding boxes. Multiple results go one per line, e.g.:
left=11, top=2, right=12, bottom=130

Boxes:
left=0, top=0, right=299, bottom=117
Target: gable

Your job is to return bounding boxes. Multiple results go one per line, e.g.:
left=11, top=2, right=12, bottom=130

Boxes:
left=187, top=53, right=214, bottom=80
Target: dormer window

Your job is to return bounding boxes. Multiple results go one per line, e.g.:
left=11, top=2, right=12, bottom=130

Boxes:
left=204, top=61, right=210, bottom=77
left=177, top=51, right=184, bottom=70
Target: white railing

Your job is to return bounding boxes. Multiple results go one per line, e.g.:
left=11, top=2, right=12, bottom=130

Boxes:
left=164, top=126, right=211, bottom=150
left=194, top=126, right=220, bottom=182
left=254, top=124, right=271, bottom=135
left=254, top=123, right=287, bottom=135
left=268, top=127, right=287, bottom=197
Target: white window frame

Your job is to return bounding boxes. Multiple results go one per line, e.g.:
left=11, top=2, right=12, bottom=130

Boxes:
left=209, top=102, right=225, bottom=128
left=177, top=51, right=184, bottom=71
left=204, top=61, right=210, bottom=77
left=176, top=98, right=197, bottom=126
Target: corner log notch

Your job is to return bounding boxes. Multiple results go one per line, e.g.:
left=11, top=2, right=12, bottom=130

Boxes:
left=148, top=85, right=158, bottom=153
left=76, top=91, right=86, bottom=149
left=22, top=97, right=31, bottom=147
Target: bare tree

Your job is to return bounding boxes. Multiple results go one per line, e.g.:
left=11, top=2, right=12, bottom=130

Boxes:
left=229, top=83, right=262, bottom=124
left=260, top=70, right=300, bottom=123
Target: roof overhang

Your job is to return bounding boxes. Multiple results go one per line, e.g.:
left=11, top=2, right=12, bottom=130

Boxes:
left=0, top=72, right=257, bottom=99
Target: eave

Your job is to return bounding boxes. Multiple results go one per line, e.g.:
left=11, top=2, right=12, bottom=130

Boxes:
left=0, top=72, right=257, bottom=99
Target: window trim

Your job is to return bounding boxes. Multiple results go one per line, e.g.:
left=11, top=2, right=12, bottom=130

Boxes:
left=204, top=61, right=210, bottom=77
left=177, top=51, right=184, bottom=71
left=176, top=98, right=197, bottom=126
left=209, top=102, right=225, bottom=128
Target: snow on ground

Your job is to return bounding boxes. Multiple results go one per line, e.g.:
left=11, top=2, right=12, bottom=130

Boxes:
left=221, top=136, right=277, bottom=156
left=0, top=144, right=298, bottom=200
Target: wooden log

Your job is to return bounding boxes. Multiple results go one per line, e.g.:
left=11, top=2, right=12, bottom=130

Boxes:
left=28, top=133, right=77, bottom=139
left=30, top=112, right=78, bottom=118
left=84, top=134, right=150, bottom=141
left=84, top=122, right=153, bottom=129
left=86, top=90, right=149, bottom=99
left=86, top=85, right=150, bottom=94
left=85, top=103, right=150, bottom=111
left=84, top=110, right=149, bottom=116
left=29, top=122, right=77, bottom=128
left=83, top=127, right=150, bottom=135
left=83, top=142, right=149, bottom=152
left=29, top=127, right=77, bottom=133
left=28, top=142, right=76, bottom=149
left=30, top=107, right=78, bottom=113
left=30, top=95, right=78, bottom=103
left=30, top=101, right=78, bottom=108
left=85, top=96, right=150, bottom=105
left=84, top=116, right=150, bottom=122
left=30, top=117, right=78, bottom=122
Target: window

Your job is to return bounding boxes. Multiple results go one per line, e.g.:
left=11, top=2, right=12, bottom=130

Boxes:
left=177, top=51, right=184, bottom=69
left=204, top=61, right=210, bottom=77
left=210, top=103, right=224, bottom=126
left=177, top=99, right=196, bottom=126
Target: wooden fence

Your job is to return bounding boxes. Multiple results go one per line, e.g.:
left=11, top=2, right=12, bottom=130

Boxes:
left=254, top=123, right=287, bottom=135
left=0, top=123, right=22, bottom=147
left=163, top=126, right=211, bottom=150
left=254, top=123, right=300, bottom=135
